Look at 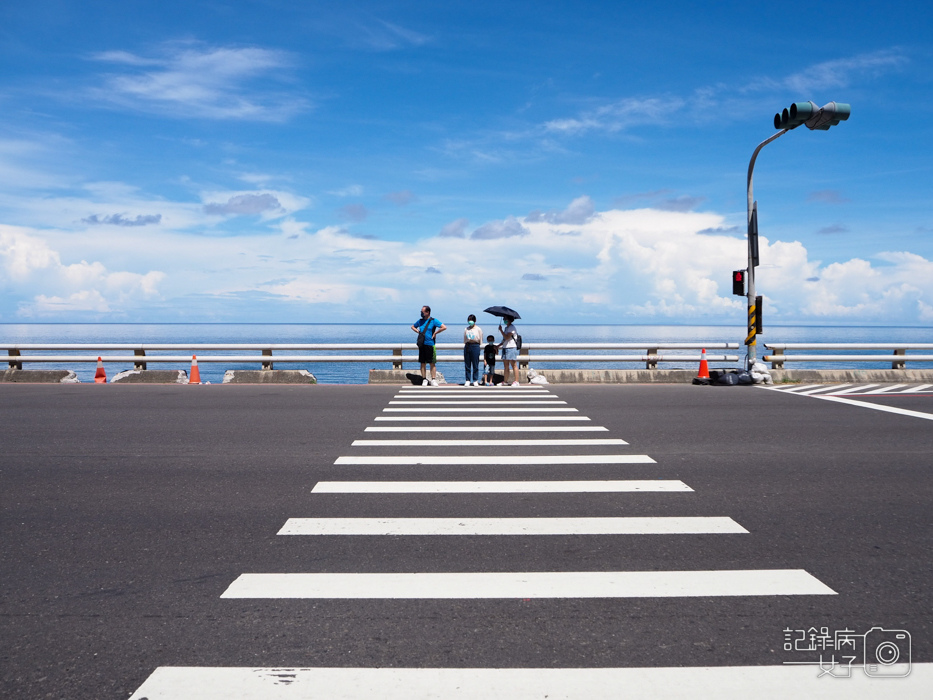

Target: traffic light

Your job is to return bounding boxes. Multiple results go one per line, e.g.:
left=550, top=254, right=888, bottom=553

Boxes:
left=806, top=101, right=851, bottom=130
left=774, top=101, right=851, bottom=131
left=732, top=270, right=746, bottom=296
left=774, top=101, right=817, bottom=130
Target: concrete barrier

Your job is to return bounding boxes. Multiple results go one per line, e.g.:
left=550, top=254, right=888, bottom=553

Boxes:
left=769, top=369, right=933, bottom=383
left=1, top=369, right=79, bottom=383
left=222, top=370, right=317, bottom=384
left=111, top=369, right=189, bottom=384
left=369, top=369, right=696, bottom=384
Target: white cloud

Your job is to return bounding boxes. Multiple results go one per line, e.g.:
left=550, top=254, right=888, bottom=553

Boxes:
left=0, top=225, right=165, bottom=318
left=3, top=201, right=931, bottom=325
left=88, top=42, right=309, bottom=121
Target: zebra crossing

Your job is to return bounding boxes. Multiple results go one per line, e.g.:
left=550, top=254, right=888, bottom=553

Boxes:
left=764, top=383, right=933, bottom=396
left=761, top=382, right=933, bottom=421
left=131, top=383, right=842, bottom=698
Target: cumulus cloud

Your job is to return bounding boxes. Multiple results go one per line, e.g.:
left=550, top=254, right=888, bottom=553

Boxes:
left=3, top=198, right=931, bottom=326
left=82, top=213, right=162, bottom=227
left=471, top=216, right=529, bottom=240
left=204, top=193, right=283, bottom=216
left=0, top=225, right=165, bottom=317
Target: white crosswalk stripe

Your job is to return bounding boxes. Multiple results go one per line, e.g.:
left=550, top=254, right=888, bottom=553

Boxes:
left=277, top=516, right=747, bottom=535
left=221, top=569, right=834, bottom=599
left=351, top=438, right=628, bottom=446
left=130, top=664, right=932, bottom=700
left=311, top=480, right=693, bottom=493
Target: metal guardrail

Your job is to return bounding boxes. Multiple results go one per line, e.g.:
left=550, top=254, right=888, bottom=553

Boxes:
left=764, top=343, right=933, bottom=370
left=5, top=343, right=740, bottom=371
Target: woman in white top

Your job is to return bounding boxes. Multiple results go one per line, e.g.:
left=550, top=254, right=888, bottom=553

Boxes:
left=497, top=315, right=519, bottom=386
left=462, top=314, right=483, bottom=386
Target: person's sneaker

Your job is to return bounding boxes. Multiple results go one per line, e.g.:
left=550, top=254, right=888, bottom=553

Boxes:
left=422, top=378, right=429, bottom=386
left=430, top=378, right=439, bottom=386
left=511, top=381, right=520, bottom=386
left=473, top=381, right=481, bottom=386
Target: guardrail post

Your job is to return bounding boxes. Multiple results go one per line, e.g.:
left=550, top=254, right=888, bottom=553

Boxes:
left=8, top=348, right=22, bottom=370
left=134, top=349, right=147, bottom=371
left=262, top=348, right=273, bottom=371
left=893, top=348, right=906, bottom=370
left=519, top=347, right=530, bottom=369
left=771, top=348, right=784, bottom=370
left=393, top=347, right=403, bottom=370
left=646, top=348, right=658, bottom=370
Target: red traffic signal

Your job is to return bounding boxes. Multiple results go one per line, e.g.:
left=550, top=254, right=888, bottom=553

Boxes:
left=732, top=270, right=746, bottom=296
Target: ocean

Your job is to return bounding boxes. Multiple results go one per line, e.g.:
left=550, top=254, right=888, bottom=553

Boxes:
left=2, top=323, right=932, bottom=384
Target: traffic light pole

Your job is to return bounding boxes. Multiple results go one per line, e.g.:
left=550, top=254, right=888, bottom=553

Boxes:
left=745, top=128, right=788, bottom=366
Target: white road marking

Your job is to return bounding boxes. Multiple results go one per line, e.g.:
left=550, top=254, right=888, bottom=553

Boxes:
left=382, top=407, right=578, bottom=412
left=364, top=425, right=609, bottom=432
left=777, top=384, right=825, bottom=393
left=901, top=383, right=933, bottom=393
left=829, top=383, right=879, bottom=395
left=857, top=384, right=908, bottom=394
left=334, top=454, right=656, bottom=465
left=816, top=395, right=933, bottom=421
left=220, top=570, right=836, bottom=599
left=395, top=392, right=558, bottom=398
left=277, top=517, right=745, bottom=535
left=351, top=438, right=628, bottom=447
left=130, top=664, right=932, bottom=700
left=797, top=384, right=848, bottom=395
left=399, top=386, right=547, bottom=391
left=389, top=400, right=567, bottom=405
left=311, top=480, right=693, bottom=493
left=374, top=415, right=591, bottom=421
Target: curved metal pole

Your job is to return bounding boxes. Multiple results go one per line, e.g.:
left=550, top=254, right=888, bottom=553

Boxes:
left=745, top=128, right=788, bottom=365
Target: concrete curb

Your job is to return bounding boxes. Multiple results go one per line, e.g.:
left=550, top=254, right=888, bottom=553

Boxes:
left=222, top=370, right=317, bottom=384
left=111, top=369, right=189, bottom=384
left=370, top=369, right=696, bottom=384
left=1, top=369, right=80, bottom=383
left=369, top=368, right=933, bottom=384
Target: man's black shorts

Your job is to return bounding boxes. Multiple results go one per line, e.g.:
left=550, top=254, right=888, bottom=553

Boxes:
left=418, top=344, right=435, bottom=364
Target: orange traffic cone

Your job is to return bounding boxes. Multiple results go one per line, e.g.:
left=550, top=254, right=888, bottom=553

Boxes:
left=697, top=348, right=710, bottom=379
left=189, top=355, right=201, bottom=385
left=94, top=356, right=107, bottom=383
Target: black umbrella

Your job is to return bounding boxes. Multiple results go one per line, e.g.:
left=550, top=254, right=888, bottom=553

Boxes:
left=484, top=305, right=521, bottom=320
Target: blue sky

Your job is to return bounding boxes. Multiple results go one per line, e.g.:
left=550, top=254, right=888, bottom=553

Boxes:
left=1, top=0, right=931, bottom=325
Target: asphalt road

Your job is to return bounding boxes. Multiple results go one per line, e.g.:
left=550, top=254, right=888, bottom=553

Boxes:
left=1, top=382, right=930, bottom=698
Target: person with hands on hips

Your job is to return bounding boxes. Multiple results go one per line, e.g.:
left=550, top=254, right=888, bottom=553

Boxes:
left=411, top=305, right=446, bottom=386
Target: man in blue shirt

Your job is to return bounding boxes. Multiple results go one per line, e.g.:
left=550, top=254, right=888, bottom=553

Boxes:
left=411, top=305, right=447, bottom=386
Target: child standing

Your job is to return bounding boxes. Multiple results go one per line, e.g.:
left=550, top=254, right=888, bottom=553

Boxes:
left=482, top=334, right=498, bottom=385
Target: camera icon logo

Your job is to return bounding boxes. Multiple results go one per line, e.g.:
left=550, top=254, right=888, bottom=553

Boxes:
left=863, top=627, right=911, bottom=677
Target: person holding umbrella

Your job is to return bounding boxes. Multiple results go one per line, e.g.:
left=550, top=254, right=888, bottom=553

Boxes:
left=484, top=306, right=521, bottom=386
